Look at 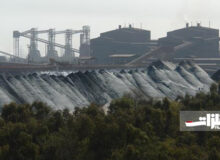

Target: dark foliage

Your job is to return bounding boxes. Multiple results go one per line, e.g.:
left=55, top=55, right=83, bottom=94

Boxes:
left=0, top=84, right=220, bottom=159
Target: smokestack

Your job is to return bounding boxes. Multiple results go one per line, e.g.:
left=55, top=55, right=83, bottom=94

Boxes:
left=186, top=23, right=189, bottom=28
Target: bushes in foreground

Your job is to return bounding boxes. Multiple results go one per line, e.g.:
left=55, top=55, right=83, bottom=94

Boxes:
left=0, top=85, right=220, bottom=159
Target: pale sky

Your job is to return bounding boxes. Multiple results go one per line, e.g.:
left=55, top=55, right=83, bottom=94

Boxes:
left=0, top=0, right=219, bottom=57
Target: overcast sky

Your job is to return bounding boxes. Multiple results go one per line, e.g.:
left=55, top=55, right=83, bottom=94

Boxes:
left=0, top=0, right=219, bottom=57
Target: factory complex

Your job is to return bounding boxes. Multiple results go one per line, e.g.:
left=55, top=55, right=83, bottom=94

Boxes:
left=0, top=23, right=220, bottom=74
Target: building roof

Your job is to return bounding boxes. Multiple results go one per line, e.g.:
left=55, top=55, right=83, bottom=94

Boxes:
left=166, top=24, right=219, bottom=41
left=101, top=27, right=150, bottom=36
left=168, top=25, right=219, bottom=35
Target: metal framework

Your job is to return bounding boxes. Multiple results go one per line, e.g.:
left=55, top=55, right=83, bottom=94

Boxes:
left=12, top=26, right=90, bottom=63
left=13, top=29, right=83, bottom=54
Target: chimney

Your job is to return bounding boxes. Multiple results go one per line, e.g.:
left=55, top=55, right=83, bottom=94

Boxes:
left=197, top=23, right=201, bottom=27
left=129, top=24, right=132, bottom=29
left=119, top=25, right=122, bottom=29
left=186, top=23, right=189, bottom=28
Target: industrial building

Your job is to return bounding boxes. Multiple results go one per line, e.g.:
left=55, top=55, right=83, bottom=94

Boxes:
left=158, top=23, right=220, bottom=58
left=90, top=25, right=157, bottom=64
left=0, top=23, right=219, bottom=74
left=90, top=23, right=220, bottom=66
left=121, top=23, right=220, bottom=73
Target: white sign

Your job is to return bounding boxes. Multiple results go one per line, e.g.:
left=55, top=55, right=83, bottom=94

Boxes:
left=180, top=111, right=220, bottom=131
left=185, top=113, right=220, bottom=129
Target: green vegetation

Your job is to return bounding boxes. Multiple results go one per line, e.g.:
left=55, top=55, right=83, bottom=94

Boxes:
left=1, top=84, right=220, bottom=160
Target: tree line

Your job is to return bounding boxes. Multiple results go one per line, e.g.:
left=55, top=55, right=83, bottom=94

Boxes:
left=0, top=84, right=220, bottom=159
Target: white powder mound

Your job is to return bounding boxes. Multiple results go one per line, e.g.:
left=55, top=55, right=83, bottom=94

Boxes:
left=0, top=61, right=214, bottom=110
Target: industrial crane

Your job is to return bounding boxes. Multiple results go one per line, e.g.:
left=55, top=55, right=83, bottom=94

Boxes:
left=13, top=28, right=83, bottom=62
left=53, top=29, right=83, bottom=58
left=13, top=26, right=90, bottom=63
left=14, top=28, right=51, bottom=62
